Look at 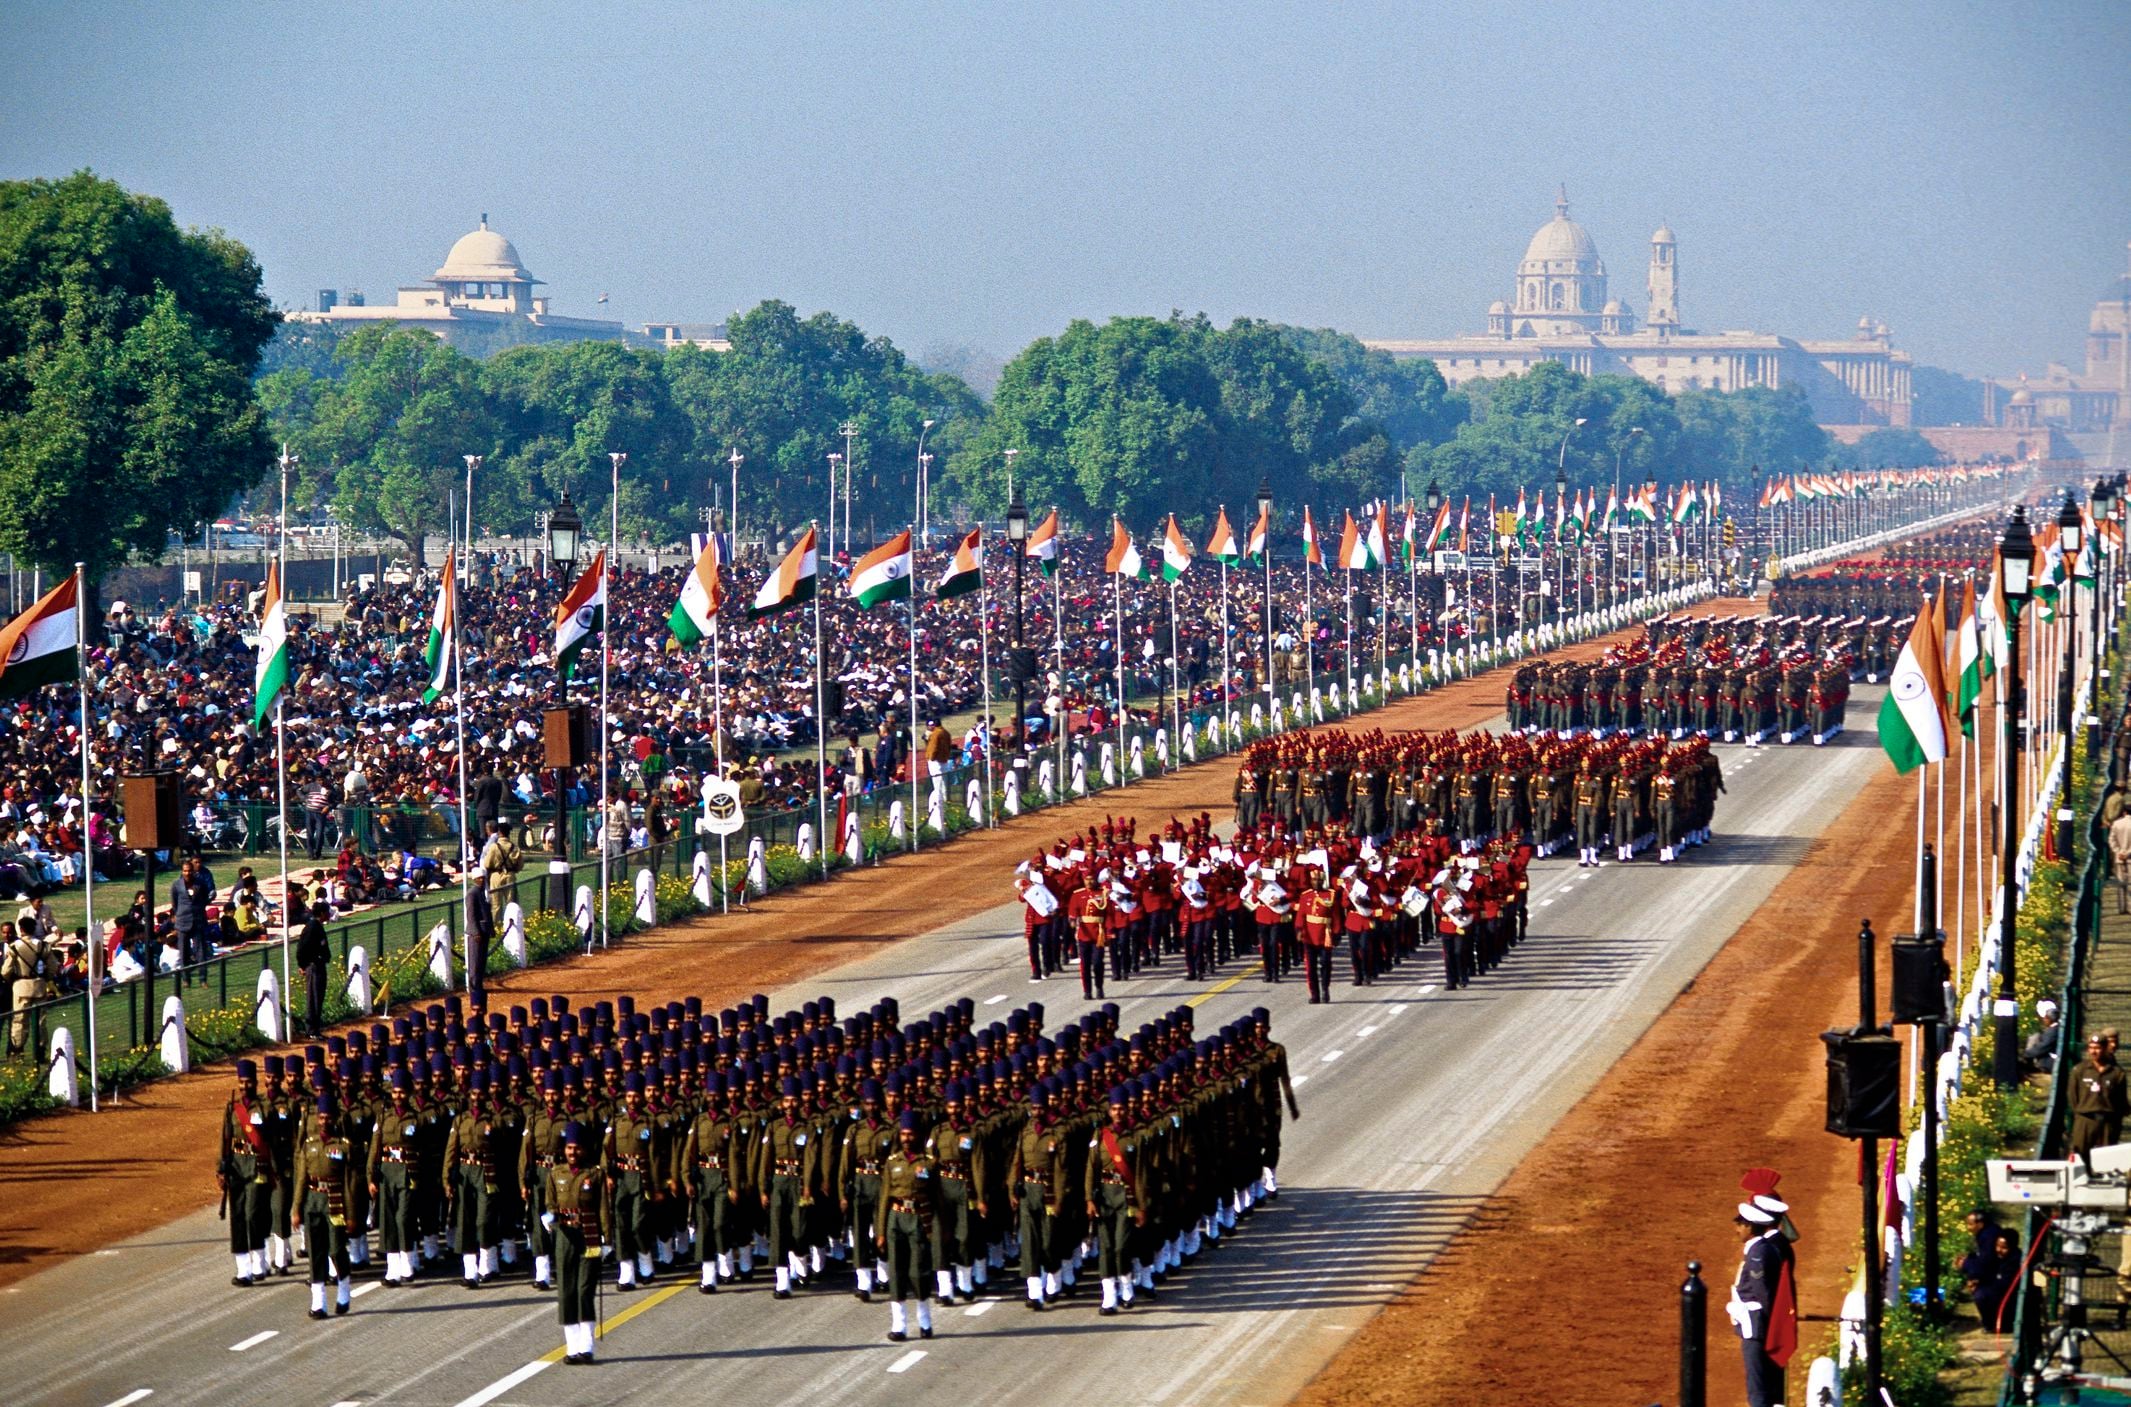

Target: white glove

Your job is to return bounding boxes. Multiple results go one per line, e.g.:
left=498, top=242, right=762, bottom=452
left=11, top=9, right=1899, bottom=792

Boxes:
left=1725, top=1297, right=1760, bottom=1337
left=540, top=1212, right=555, bottom=1230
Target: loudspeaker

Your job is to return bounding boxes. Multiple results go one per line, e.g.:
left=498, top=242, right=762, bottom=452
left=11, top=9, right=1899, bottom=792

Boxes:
left=1822, top=1030, right=1901, bottom=1138
left=1005, top=647, right=1040, bottom=686
left=823, top=679, right=846, bottom=720
left=1891, top=931, right=1949, bottom=1024
left=121, top=772, right=182, bottom=851
left=543, top=705, right=592, bottom=769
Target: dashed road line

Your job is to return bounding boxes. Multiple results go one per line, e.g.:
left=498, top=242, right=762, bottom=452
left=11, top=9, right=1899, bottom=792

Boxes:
left=229, top=1331, right=277, bottom=1353
left=887, top=1349, right=928, bottom=1373
left=1357, top=1026, right=1378, bottom=1038
left=964, top=1298, right=995, bottom=1316
left=1321, top=1049, right=1344, bottom=1063
left=102, top=1392, right=152, bottom=1407
left=984, top=994, right=1008, bottom=1005
left=451, top=1359, right=551, bottom=1407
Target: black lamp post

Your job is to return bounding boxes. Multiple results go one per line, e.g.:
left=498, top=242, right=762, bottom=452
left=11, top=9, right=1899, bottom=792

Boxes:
left=1553, top=465, right=1569, bottom=625
left=2092, top=478, right=2114, bottom=747
left=1423, top=478, right=1443, bottom=657
left=1257, top=476, right=1275, bottom=724
left=546, top=490, right=582, bottom=912
left=1994, top=505, right=2036, bottom=1090
left=1006, top=488, right=1028, bottom=756
left=2058, top=492, right=2084, bottom=788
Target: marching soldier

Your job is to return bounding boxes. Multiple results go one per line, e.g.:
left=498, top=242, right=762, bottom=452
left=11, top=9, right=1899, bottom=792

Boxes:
left=1655, top=767, right=1681, bottom=864
left=685, top=1072, right=741, bottom=1292
left=548, top=1123, right=611, bottom=1366
left=219, top=1058, right=275, bottom=1286
left=876, top=1108, right=938, bottom=1342
left=841, top=1081, right=895, bottom=1301
left=369, top=1067, right=424, bottom=1286
left=1085, top=1086, right=1147, bottom=1315
left=753, top=1076, right=819, bottom=1297
left=295, top=1092, right=359, bottom=1319
left=604, top=1073, right=661, bottom=1289
left=443, top=1068, right=501, bottom=1287
left=1009, top=1084, right=1071, bottom=1309
left=925, top=1079, right=987, bottom=1304
left=1296, top=868, right=1338, bottom=1004
left=520, top=1070, right=569, bottom=1290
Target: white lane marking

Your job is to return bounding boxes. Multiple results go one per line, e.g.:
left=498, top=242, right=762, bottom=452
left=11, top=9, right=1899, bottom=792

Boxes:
left=1387, top=1003, right=1409, bottom=1016
left=350, top=1280, right=381, bottom=1299
left=1357, top=1026, right=1378, bottom=1038
left=452, top=1359, right=552, bottom=1407
left=229, top=1331, right=277, bottom=1353
left=1538, top=899, right=1554, bottom=907
left=888, top=1349, right=928, bottom=1373
left=1291, top=1074, right=1310, bottom=1087
left=984, top=994, right=1008, bottom=1005
left=330, top=1401, right=362, bottom=1407
left=102, top=1392, right=152, bottom=1407
left=1321, top=1049, right=1344, bottom=1063
left=964, top=1298, right=995, bottom=1316
left=95, top=1249, right=122, bottom=1256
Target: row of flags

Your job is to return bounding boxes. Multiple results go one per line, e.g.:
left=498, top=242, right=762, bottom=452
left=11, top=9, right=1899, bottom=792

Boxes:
left=1759, top=463, right=2007, bottom=508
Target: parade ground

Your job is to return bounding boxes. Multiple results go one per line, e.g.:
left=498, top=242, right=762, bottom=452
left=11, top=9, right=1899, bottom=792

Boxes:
left=0, top=612, right=1894, bottom=1407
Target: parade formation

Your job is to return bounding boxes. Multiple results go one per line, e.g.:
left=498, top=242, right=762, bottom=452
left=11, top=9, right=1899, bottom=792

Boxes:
left=219, top=984, right=1302, bottom=1357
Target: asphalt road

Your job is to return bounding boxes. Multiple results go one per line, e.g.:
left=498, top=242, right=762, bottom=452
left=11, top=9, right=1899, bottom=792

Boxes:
left=1, top=698, right=1886, bottom=1407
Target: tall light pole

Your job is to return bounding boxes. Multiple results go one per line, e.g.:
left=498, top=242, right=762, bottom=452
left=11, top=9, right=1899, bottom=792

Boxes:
left=840, top=420, right=860, bottom=558
left=825, top=452, right=842, bottom=564
left=1994, top=506, right=2035, bottom=1090
left=726, top=446, right=743, bottom=557
left=1006, top=481, right=1029, bottom=758
left=1258, top=476, right=1275, bottom=728
left=2058, top=491, right=2084, bottom=781
left=545, top=490, right=583, bottom=914
left=916, top=418, right=937, bottom=549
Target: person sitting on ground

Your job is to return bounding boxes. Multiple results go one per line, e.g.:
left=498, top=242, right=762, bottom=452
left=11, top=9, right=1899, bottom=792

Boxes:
left=2024, top=999, right=2063, bottom=1074
left=1961, top=1225, right=2020, bottom=1330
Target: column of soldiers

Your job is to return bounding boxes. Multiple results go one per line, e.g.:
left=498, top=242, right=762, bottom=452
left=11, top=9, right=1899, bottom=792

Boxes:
left=217, top=988, right=1304, bottom=1357
left=1503, top=612, right=1868, bottom=747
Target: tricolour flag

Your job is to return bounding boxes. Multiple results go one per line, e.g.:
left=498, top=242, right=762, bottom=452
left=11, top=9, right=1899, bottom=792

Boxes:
left=1365, top=511, right=1388, bottom=569
left=1601, top=485, right=1620, bottom=531
left=1954, top=577, right=1983, bottom=738
left=0, top=571, right=79, bottom=701
left=850, top=529, right=915, bottom=608
left=1562, top=489, right=1585, bottom=541
left=1026, top=508, right=1060, bottom=578
left=1161, top=515, right=1193, bottom=581
left=1337, top=511, right=1368, bottom=570
left=936, top=526, right=984, bottom=599
left=1670, top=482, right=1700, bottom=524
left=422, top=554, right=456, bottom=703
left=668, top=533, right=725, bottom=646
left=1877, top=596, right=1951, bottom=774
left=1301, top=506, right=1323, bottom=567
left=1630, top=482, right=1660, bottom=523
left=1247, top=502, right=1270, bottom=564
left=1457, top=497, right=1471, bottom=552
left=1206, top=508, right=1239, bottom=566
left=254, top=560, right=289, bottom=727
left=749, top=527, right=819, bottom=619
left=1510, top=487, right=1528, bottom=540
left=1978, top=546, right=2007, bottom=678
left=1105, top=518, right=1147, bottom=580
left=1425, top=500, right=1452, bottom=553
left=552, top=550, right=607, bottom=679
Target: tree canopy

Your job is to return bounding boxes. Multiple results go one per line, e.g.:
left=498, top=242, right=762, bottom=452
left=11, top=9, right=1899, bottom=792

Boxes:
left=0, top=171, right=277, bottom=583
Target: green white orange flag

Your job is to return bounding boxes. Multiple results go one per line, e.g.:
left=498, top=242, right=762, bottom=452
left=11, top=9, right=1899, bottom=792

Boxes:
left=1025, top=508, right=1060, bottom=578
left=1366, top=510, right=1388, bottom=569
left=552, top=549, right=607, bottom=679
left=1670, top=482, right=1700, bottom=524
left=749, top=526, right=818, bottom=619
left=935, top=526, right=984, bottom=600
left=1954, top=576, right=1983, bottom=738
left=1878, top=596, right=1951, bottom=774
left=253, top=560, right=289, bottom=727
left=422, top=552, right=455, bottom=703
left=1205, top=508, right=1239, bottom=566
left=1161, top=515, right=1193, bottom=581
left=0, top=570, right=79, bottom=702
left=1105, top=518, right=1147, bottom=580
left=1400, top=504, right=1419, bottom=565
left=1630, top=482, right=1660, bottom=523
left=1247, top=502, right=1270, bottom=564
left=1978, top=547, right=2007, bottom=678
left=668, top=533, right=725, bottom=646
left=1337, top=511, right=1370, bottom=570
left=850, top=529, right=914, bottom=608
left=1602, top=485, right=1620, bottom=531
left=1425, top=499, right=1453, bottom=553
left=1301, top=506, right=1323, bottom=566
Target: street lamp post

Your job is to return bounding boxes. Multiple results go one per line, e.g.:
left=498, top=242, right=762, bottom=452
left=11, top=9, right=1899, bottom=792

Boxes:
left=917, top=419, right=936, bottom=549
left=1994, top=506, right=2036, bottom=1090
left=1006, top=487, right=1029, bottom=767
left=2092, top=478, right=2114, bottom=754
left=1554, top=464, right=1569, bottom=629
left=726, top=446, right=743, bottom=558
left=825, top=453, right=842, bottom=564
left=545, top=490, right=583, bottom=914
left=1258, top=477, right=1276, bottom=728
left=2058, top=492, right=2084, bottom=786
left=1423, top=478, right=1442, bottom=673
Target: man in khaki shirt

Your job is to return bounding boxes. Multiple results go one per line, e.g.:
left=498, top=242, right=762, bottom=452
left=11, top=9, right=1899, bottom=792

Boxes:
left=2109, top=810, right=2131, bottom=914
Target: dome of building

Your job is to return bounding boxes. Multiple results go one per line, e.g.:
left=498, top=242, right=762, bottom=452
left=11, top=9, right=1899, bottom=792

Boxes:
left=1602, top=299, right=1624, bottom=314
left=2009, top=387, right=2035, bottom=405
left=433, top=217, right=539, bottom=284
left=1521, top=196, right=1601, bottom=267
left=1652, top=223, right=1676, bottom=244
left=1488, top=299, right=1509, bottom=314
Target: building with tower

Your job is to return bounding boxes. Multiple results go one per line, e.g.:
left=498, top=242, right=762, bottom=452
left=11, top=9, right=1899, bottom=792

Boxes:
left=1979, top=241, right=2131, bottom=464
left=1366, top=191, right=1913, bottom=427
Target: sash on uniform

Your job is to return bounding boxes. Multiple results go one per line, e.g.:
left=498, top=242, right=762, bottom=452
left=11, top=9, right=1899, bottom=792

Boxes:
left=1099, top=1127, right=1136, bottom=1196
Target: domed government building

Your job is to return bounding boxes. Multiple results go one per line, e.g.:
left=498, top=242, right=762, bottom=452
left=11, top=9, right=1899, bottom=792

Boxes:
left=288, top=216, right=727, bottom=352
left=1365, top=189, right=1914, bottom=428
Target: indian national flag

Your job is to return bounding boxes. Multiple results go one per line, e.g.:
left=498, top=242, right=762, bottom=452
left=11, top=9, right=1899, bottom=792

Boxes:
left=1337, top=511, right=1366, bottom=570
left=1301, top=506, right=1323, bottom=566
left=1400, top=504, right=1419, bottom=564
left=1510, top=488, right=1528, bottom=539
left=1953, top=577, right=1983, bottom=738
left=1247, top=502, right=1270, bottom=564
left=935, top=526, right=984, bottom=600
left=1878, top=596, right=1951, bottom=774
left=1978, top=547, right=2007, bottom=678
left=1105, top=518, right=1147, bottom=580
left=1670, top=482, right=1700, bottom=524
left=552, top=550, right=607, bottom=679
left=0, top=570, right=80, bottom=702
left=668, top=533, right=725, bottom=646
left=1601, top=485, right=1620, bottom=531
left=1425, top=500, right=1452, bottom=553
left=850, top=529, right=914, bottom=608
left=1205, top=508, right=1239, bottom=566
left=1160, top=515, right=1193, bottom=581
left=422, top=554, right=455, bottom=703
left=1561, top=489, right=1585, bottom=540
left=1457, top=498, right=1471, bottom=552
left=1026, top=508, right=1060, bottom=577
left=750, top=527, right=819, bottom=619
left=253, top=560, right=289, bottom=727
left=1630, top=482, right=1660, bottom=523
left=1365, top=510, right=1388, bottom=569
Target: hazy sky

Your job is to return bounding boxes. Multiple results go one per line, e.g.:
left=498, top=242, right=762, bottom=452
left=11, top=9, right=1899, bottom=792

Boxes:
left=5, top=1, right=2126, bottom=379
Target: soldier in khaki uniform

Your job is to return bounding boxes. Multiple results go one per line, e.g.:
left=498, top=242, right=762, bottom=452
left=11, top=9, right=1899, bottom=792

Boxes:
left=604, top=1073, right=661, bottom=1289
left=547, top=1123, right=611, bottom=1365
left=219, top=1058, right=275, bottom=1285
left=925, top=1078, right=987, bottom=1304
left=1008, top=1083, right=1071, bottom=1308
left=294, top=1093, right=360, bottom=1318
left=368, top=1067, right=424, bottom=1285
left=519, top=1070, right=568, bottom=1290
left=1085, top=1087, right=1148, bottom=1315
left=840, top=1080, right=895, bottom=1301
left=752, top=1076, right=820, bottom=1297
left=685, top=1071, right=741, bottom=1292
left=443, top=1068, right=502, bottom=1287
left=875, top=1108, right=938, bottom=1341
left=3, top=916, right=53, bottom=1055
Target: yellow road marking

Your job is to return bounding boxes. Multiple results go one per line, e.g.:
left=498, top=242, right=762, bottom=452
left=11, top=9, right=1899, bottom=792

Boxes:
left=1187, top=972, right=1249, bottom=1008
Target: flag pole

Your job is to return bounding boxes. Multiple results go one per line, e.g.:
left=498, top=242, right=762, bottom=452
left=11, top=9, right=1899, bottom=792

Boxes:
left=600, top=455, right=618, bottom=948
left=1377, top=518, right=1388, bottom=698
left=1112, top=561, right=1124, bottom=786
left=1053, top=531, right=1065, bottom=790
left=1344, top=562, right=1354, bottom=715
left=712, top=593, right=729, bottom=908
left=1168, top=577, right=1181, bottom=754
left=1220, top=510, right=1232, bottom=739
left=1304, top=537, right=1315, bottom=707
left=1263, top=515, right=1276, bottom=733
left=276, top=450, right=291, bottom=1028
left=75, top=562, right=95, bottom=1112
left=980, top=525, right=995, bottom=829
left=908, top=526, right=919, bottom=853
left=450, top=491, right=471, bottom=989
left=813, top=521, right=829, bottom=881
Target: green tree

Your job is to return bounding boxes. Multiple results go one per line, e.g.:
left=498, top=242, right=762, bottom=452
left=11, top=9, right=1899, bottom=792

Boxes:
left=0, top=171, right=277, bottom=587
left=1673, top=384, right=1832, bottom=497
left=1274, top=326, right=1467, bottom=449
left=1418, top=362, right=1685, bottom=506
left=1836, top=426, right=1942, bottom=470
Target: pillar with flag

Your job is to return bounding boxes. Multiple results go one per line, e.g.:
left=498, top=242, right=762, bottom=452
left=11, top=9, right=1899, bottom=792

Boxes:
left=669, top=532, right=731, bottom=908
left=553, top=551, right=607, bottom=678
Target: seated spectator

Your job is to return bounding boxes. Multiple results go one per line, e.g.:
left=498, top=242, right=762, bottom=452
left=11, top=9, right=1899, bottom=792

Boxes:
left=229, top=893, right=267, bottom=944
left=1961, top=1225, right=2020, bottom=1330
left=2024, top=999, right=2063, bottom=1074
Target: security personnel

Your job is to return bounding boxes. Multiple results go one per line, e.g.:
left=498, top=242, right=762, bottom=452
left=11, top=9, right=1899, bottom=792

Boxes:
left=219, top=1058, right=275, bottom=1285
left=753, top=1076, right=819, bottom=1297
left=1085, top=1085, right=1147, bottom=1315
left=1008, top=1084, right=1071, bottom=1309
left=876, top=1108, right=938, bottom=1341
left=2070, top=1034, right=2129, bottom=1165
left=368, top=1068, right=424, bottom=1286
left=295, top=1092, right=359, bottom=1319
left=548, top=1123, right=611, bottom=1366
